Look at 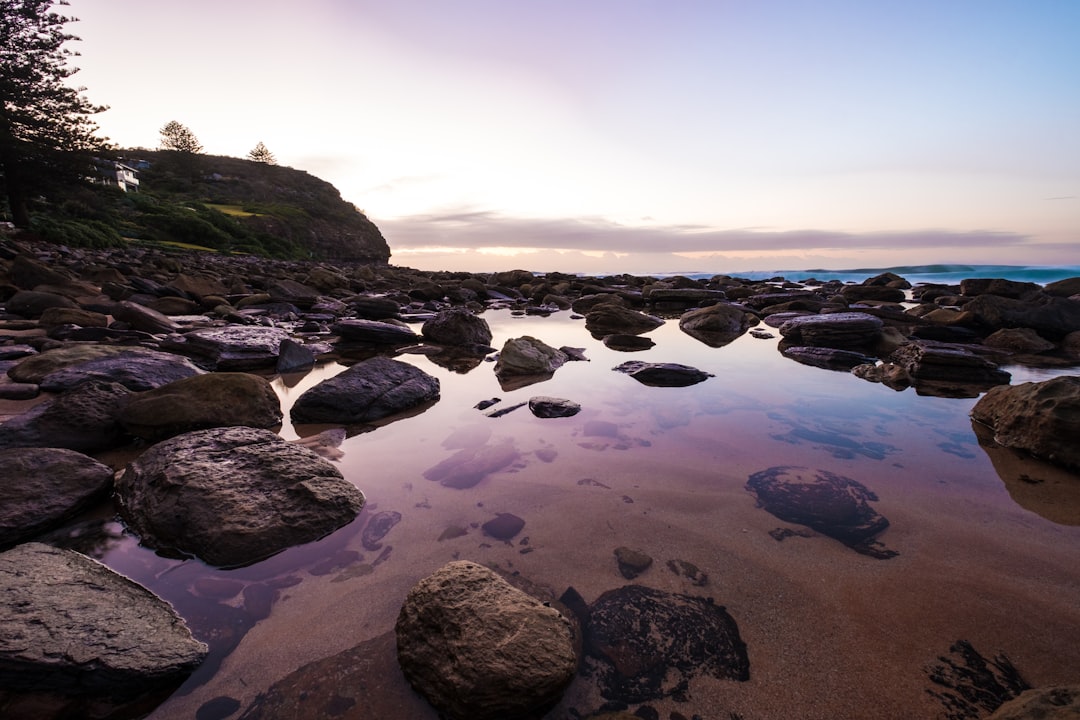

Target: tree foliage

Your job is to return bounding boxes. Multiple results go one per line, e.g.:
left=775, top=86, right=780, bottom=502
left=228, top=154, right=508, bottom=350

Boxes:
left=159, top=120, right=203, bottom=153
left=0, top=0, right=109, bottom=227
left=247, top=140, right=275, bottom=165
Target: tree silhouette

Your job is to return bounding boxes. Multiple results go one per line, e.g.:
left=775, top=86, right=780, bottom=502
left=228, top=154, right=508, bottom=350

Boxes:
left=0, top=0, right=109, bottom=227
left=159, top=120, right=203, bottom=153
left=247, top=141, right=276, bottom=165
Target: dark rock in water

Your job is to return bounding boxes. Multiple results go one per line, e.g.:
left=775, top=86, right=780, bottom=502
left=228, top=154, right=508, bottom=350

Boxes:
left=421, top=307, right=493, bottom=347
left=988, top=685, right=1080, bottom=720
left=613, top=546, right=653, bottom=579
left=115, top=426, right=365, bottom=567
left=197, top=695, right=242, bottom=720
left=745, top=466, right=897, bottom=559
left=167, top=326, right=292, bottom=370
left=120, top=372, right=283, bottom=441
left=422, top=439, right=520, bottom=489
left=778, top=311, right=884, bottom=348
left=983, top=327, right=1056, bottom=354
left=666, top=558, right=708, bottom=586
left=291, top=356, right=440, bottom=425
left=0, top=448, right=114, bottom=548
left=528, top=396, right=581, bottom=418
left=925, top=640, right=1030, bottom=720
left=395, top=561, right=577, bottom=720
left=602, top=333, right=655, bottom=351
left=585, top=305, right=664, bottom=337
left=585, top=585, right=749, bottom=704
left=362, top=510, right=402, bottom=550
left=276, top=338, right=316, bottom=374
left=781, top=345, right=877, bottom=370
left=0, top=380, right=132, bottom=451
left=678, top=302, right=756, bottom=347
left=493, top=336, right=568, bottom=382
left=613, top=360, right=713, bottom=387
left=963, top=293, right=1080, bottom=339
left=0, top=543, right=207, bottom=698
left=38, top=347, right=206, bottom=392
left=890, top=341, right=1011, bottom=389
left=971, top=376, right=1080, bottom=472
left=482, top=513, right=525, bottom=540
left=331, top=318, right=419, bottom=344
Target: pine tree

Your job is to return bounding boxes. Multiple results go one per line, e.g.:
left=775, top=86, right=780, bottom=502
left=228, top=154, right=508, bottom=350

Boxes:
left=0, top=0, right=109, bottom=227
left=159, top=120, right=203, bottom=154
left=247, top=141, right=276, bottom=165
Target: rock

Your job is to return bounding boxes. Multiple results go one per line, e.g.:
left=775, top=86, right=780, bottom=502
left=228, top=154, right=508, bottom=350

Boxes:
left=7, top=345, right=139, bottom=383
left=291, top=356, right=440, bottom=425
left=347, top=296, right=401, bottom=319
left=494, top=336, right=568, bottom=387
left=613, top=546, right=653, bottom=579
left=422, top=439, right=520, bottom=489
left=890, top=341, right=1011, bottom=393
left=111, top=299, right=182, bottom=334
left=482, top=513, right=525, bottom=540
left=167, top=272, right=229, bottom=301
left=646, top=287, right=727, bottom=308
left=971, top=376, right=1080, bottom=472
left=781, top=345, right=877, bottom=370
left=5, top=289, right=77, bottom=318
left=331, top=318, right=419, bottom=344
left=421, top=307, right=493, bottom=347
left=168, top=325, right=293, bottom=370
left=988, top=685, right=1080, bottom=719
left=395, top=561, right=578, bottom=720
left=840, top=284, right=906, bottom=303
left=778, top=312, right=884, bottom=348
left=115, top=426, right=365, bottom=567
left=0, top=543, right=207, bottom=697
left=678, top=302, right=756, bottom=347
left=746, top=466, right=897, bottom=558
left=585, top=585, right=749, bottom=704
left=361, top=510, right=402, bottom=550
left=528, top=396, right=581, bottom=418
left=1044, top=277, right=1080, bottom=298
left=585, top=305, right=664, bottom=337
left=961, top=278, right=1042, bottom=299
left=964, top=293, right=1080, bottom=339
left=983, top=327, right=1056, bottom=354
left=0, top=381, right=132, bottom=451
left=120, top=372, right=283, bottom=441
left=38, top=306, right=109, bottom=329
left=38, top=347, right=206, bottom=392
left=0, top=448, right=114, bottom=547
left=9, top=253, right=73, bottom=289
left=276, top=338, right=316, bottom=374
left=613, top=360, right=713, bottom=387
left=601, top=333, right=655, bottom=351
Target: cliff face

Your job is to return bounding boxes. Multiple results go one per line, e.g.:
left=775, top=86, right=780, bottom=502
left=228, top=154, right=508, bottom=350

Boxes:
left=122, top=151, right=391, bottom=263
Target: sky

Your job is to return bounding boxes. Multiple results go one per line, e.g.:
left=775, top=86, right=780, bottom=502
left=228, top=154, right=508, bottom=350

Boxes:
left=68, top=0, right=1078, bottom=274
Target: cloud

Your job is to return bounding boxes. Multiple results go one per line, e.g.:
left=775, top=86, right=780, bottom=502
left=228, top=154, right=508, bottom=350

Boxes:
left=377, top=210, right=1031, bottom=255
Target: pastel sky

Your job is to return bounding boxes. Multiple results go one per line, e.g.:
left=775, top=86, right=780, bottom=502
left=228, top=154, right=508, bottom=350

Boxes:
left=70, top=0, right=1078, bottom=274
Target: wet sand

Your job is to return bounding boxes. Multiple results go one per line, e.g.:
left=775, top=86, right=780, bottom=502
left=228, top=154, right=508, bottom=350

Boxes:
left=11, top=310, right=1079, bottom=719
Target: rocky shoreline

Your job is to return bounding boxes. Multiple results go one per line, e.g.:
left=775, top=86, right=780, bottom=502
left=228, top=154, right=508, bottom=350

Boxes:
left=2, top=229, right=1079, bottom=719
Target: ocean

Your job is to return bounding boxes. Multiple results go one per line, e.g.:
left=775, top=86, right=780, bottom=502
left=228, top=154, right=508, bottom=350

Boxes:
left=659, top=263, right=1080, bottom=286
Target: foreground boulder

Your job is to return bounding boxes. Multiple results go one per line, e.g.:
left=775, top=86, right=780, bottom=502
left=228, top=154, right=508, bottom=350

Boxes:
left=971, top=376, right=1080, bottom=472
left=291, top=356, right=440, bottom=425
left=115, top=426, right=365, bottom=567
left=0, top=448, right=114, bottom=548
left=0, top=543, right=207, bottom=697
left=120, top=372, right=283, bottom=441
left=395, top=561, right=577, bottom=720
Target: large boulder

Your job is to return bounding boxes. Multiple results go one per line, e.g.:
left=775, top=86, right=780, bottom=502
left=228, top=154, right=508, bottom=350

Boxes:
left=0, top=381, right=132, bottom=451
left=37, top=347, right=206, bottom=393
left=971, top=376, right=1080, bottom=472
left=678, top=303, right=756, bottom=347
left=395, top=561, right=578, bottom=720
left=0, top=543, right=207, bottom=697
left=0, top=448, right=114, bottom=548
left=421, top=307, right=493, bottom=348
left=115, top=426, right=365, bottom=567
left=291, top=356, right=440, bottom=425
left=120, top=372, right=282, bottom=441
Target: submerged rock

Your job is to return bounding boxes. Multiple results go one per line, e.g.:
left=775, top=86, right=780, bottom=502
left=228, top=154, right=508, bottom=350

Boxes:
left=115, top=426, right=365, bottom=567
left=0, top=543, right=207, bottom=698
left=745, top=466, right=897, bottom=558
left=422, top=439, right=520, bottom=489
left=395, top=561, right=578, bottom=720
left=291, top=356, right=440, bottom=425
left=971, top=376, right=1080, bottom=472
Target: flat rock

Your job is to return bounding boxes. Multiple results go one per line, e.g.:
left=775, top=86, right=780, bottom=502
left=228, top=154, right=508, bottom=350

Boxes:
left=115, top=426, right=365, bottom=567
left=38, top=348, right=206, bottom=392
left=746, top=466, right=897, bottom=558
left=778, top=311, right=884, bottom=348
left=168, top=326, right=292, bottom=369
left=120, top=372, right=283, bottom=441
left=331, top=318, right=419, bottom=344
left=971, top=376, right=1080, bottom=472
left=0, top=543, right=207, bottom=697
left=395, top=561, right=577, bottom=720
left=585, top=584, right=749, bottom=704
left=678, top=302, right=755, bottom=347
left=782, top=345, right=877, bottom=370
left=0, top=448, right=114, bottom=548
left=613, top=360, right=713, bottom=387
left=291, top=356, right=440, bottom=425
left=891, top=341, right=1011, bottom=387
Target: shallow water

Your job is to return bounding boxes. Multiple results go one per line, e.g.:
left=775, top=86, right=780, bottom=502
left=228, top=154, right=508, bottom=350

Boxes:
left=56, top=307, right=1080, bottom=719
